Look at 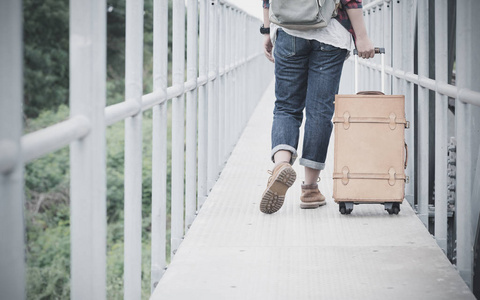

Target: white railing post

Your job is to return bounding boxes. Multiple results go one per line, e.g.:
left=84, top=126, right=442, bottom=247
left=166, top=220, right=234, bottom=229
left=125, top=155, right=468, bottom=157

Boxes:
left=240, top=14, right=248, bottom=132
left=124, top=0, right=144, bottom=298
left=207, top=0, right=218, bottom=191
left=392, top=0, right=403, bottom=95
left=232, top=10, right=239, bottom=140
left=434, top=0, right=448, bottom=255
left=402, top=0, right=416, bottom=207
left=185, top=0, right=199, bottom=232
left=374, top=5, right=382, bottom=92
left=151, top=0, right=169, bottom=291
left=456, top=0, right=480, bottom=289
left=383, top=0, right=392, bottom=95
left=230, top=8, right=236, bottom=152
left=238, top=11, right=243, bottom=139
left=214, top=4, right=222, bottom=174
left=218, top=5, right=226, bottom=166
left=198, top=0, right=209, bottom=208
left=368, top=7, right=373, bottom=90
left=225, top=7, right=233, bottom=155
left=417, top=0, right=430, bottom=228
left=171, top=0, right=186, bottom=257
left=69, top=0, right=107, bottom=298
left=0, top=1, right=25, bottom=299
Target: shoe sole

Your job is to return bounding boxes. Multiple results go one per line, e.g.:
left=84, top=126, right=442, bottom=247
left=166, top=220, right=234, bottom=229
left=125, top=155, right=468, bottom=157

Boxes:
left=300, top=200, right=327, bottom=209
left=260, top=166, right=296, bottom=214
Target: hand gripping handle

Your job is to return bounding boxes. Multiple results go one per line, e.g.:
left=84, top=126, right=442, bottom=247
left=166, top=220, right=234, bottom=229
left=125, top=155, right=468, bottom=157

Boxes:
left=353, top=47, right=385, bottom=55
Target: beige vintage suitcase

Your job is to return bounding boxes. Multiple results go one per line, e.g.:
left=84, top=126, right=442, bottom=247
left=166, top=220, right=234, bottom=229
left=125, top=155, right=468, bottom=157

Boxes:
left=332, top=48, right=409, bottom=215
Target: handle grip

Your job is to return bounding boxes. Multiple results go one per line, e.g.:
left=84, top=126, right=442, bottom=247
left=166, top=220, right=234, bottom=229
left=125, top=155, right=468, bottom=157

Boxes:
left=353, top=47, right=385, bottom=55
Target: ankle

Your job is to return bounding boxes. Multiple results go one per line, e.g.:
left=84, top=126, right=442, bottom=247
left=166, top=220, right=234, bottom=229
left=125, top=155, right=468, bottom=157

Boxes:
left=301, top=182, right=318, bottom=189
left=303, top=176, right=320, bottom=186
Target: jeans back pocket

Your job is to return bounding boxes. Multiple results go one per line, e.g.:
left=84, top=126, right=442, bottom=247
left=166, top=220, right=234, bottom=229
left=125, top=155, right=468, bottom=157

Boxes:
left=274, top=29, right=296, bottom=58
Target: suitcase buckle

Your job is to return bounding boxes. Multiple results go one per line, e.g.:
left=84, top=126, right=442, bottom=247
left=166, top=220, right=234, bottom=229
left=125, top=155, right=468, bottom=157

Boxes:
left=405, top=121, right=410, bottom=129
left=406, top=176, right=410, bottom=183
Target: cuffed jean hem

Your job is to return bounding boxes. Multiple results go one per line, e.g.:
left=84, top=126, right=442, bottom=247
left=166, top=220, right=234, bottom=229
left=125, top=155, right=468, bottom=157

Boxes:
left=299, top=157, right=325, bottom=170
left=271, top=144, right=298, bottom=165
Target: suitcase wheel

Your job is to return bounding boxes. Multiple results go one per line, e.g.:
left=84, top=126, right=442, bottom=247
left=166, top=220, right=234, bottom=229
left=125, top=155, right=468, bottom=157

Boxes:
left=339, top=202, right=353, bottom=215
left=385, top=202, right=400, bottom=215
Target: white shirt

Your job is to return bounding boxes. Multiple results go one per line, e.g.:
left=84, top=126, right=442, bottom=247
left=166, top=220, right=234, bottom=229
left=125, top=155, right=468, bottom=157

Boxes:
left=270, top=18, right=355, bottom=53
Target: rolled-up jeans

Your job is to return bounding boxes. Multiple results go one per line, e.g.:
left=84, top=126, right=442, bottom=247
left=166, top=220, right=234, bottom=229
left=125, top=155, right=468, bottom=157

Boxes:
left=271, top=29, right=348, bottom=170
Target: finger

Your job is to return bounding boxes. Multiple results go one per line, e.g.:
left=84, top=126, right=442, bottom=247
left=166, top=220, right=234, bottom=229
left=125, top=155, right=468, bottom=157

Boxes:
left=267, top=51, right=274, bottom=63
left=265, top=49, right=274, bottom=62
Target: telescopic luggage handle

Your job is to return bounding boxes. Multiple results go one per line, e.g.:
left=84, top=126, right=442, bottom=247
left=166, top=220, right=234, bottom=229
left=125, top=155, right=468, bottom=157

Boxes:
left=353, top=47, right=385, bottom=94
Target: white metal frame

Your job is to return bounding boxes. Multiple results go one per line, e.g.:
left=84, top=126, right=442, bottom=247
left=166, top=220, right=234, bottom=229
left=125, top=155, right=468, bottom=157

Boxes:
left=4, top=0, right=480, bottom=296
left=0, top=0, right=273, bottom=298
left=0, top=1, right=25, bottom=300
left=69, top=0, right=108, bottom=298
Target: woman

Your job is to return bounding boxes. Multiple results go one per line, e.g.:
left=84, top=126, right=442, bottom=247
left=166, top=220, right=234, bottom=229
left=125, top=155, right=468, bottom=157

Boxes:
left=260, top=0, right=375, bottom=214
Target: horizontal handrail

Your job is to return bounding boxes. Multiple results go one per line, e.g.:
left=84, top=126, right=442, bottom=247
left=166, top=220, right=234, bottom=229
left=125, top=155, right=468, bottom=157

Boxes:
left=17, top=49, right=265, bottom=162
left=105, top=100, right=141, bottom=126
left=22, top=115, right=91, bottom=163
left=363, top=0, right=389, bottom=10
left=353, top=58, right=480, bottom=106
left=141, top=90, right=166, bottom=113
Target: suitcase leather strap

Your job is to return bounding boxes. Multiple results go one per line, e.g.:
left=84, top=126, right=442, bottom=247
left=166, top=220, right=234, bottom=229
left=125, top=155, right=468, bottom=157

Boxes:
left=333, top=112, right=408, bottom=130
left=333, top=166, right=406, bottom=186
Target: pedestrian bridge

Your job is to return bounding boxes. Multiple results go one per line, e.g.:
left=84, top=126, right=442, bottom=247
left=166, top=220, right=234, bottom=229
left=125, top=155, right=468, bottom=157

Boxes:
left=1, top=0, right=480, bottom=299
left=151, top=81, right=473, bottom=299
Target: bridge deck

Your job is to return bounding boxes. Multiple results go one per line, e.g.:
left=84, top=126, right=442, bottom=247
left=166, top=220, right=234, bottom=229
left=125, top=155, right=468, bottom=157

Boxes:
left=151, top=81, right=474, bottom=300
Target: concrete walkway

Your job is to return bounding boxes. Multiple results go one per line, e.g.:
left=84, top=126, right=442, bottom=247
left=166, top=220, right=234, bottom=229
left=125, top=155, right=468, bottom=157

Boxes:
left=151, top=80, right=475, bottom=300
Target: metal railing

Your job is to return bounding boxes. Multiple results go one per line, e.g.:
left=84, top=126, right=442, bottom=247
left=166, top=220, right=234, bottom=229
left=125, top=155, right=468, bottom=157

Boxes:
left=0, top=0, right=273, bottom=298
left=339, top=0, right=480, bottom=290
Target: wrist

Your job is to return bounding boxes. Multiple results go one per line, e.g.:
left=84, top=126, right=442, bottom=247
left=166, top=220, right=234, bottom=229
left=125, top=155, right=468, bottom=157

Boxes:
left=260, top=24, right=270, bottom=35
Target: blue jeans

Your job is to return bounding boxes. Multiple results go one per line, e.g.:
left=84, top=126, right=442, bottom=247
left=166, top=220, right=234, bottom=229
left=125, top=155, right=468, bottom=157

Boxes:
left=271, top=29, right=347, bottom=170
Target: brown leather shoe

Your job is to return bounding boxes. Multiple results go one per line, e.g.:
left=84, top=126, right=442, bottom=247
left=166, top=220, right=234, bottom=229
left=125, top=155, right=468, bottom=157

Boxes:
left=260, top=162, right=296, bottom=214
left=300, top=183, right=326, bottom=209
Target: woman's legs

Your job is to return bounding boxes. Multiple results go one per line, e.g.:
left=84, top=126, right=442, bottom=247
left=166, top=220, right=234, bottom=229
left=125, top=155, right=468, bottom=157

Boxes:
left=304, top=166, right=320, bottom=185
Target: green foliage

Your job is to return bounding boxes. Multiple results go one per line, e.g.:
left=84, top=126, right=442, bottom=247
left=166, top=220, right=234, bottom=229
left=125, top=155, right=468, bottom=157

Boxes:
left=23, top=0, right=69, bottom=118
left=105, top=121, right=125, bottom=223
left=26, top=216, right=71, bottom=300
left=106, top=222, right=124, bottom=299
left=106, top=0, right=126, bottom=107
